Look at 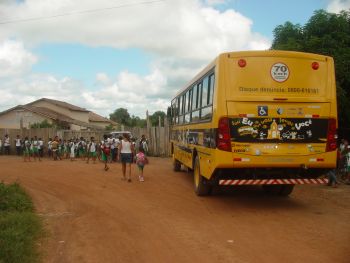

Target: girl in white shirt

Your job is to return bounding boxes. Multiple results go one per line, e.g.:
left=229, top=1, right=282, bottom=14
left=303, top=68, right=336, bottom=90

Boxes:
left=119, top=133, right=134, bottom=182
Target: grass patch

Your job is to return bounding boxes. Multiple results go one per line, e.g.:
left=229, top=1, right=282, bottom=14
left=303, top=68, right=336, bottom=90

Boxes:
left=0, top=182, right=43, bottom=263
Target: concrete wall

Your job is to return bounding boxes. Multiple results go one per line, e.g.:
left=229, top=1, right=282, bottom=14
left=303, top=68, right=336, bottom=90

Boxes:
left=0, top=110, right=52, bottom=129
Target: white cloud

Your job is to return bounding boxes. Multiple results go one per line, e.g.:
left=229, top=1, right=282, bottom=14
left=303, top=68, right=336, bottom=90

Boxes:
left=96, top=73, right=111, bottom=86
left=0, top=0, right=270, bottom=57
left=327, top=0, right=350, bottom=13
left=205, top=0, right=226, bottom=5
left=0, top=39, right=37, bottom=77
left=0, top=68, right=169, bottom=118
left=0, top=0, right=271, bottom=118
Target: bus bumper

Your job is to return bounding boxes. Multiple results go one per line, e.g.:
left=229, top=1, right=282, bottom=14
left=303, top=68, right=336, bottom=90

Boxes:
left=219, top=178, right=328, bottom=185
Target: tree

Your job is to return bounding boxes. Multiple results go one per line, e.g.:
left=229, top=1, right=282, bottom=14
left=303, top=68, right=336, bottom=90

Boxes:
left=109, top=108, right=131, bottom=126
left=149, top=111, right=166, bottom=126
left=271, top=9, right=350, bottom=128
left=129, top=115, right=147, bottom=128
left=105, top=124, right=114, bottom=131
left=272, top=22, right=304, bottom=51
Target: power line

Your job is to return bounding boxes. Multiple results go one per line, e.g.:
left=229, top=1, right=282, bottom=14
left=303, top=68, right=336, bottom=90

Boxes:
left=0, top=0, right=165, bottom=25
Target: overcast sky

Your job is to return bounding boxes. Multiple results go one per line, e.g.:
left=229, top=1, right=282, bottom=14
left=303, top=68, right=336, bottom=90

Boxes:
left=0, top=0, right=349, bottom=118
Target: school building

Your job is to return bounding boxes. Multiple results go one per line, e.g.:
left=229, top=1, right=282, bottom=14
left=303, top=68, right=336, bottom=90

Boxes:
left=0, top=98, right=117, bottom=131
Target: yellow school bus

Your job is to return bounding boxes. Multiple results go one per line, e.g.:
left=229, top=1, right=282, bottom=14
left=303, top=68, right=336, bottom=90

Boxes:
left=170, top=50, right=337, bottom=196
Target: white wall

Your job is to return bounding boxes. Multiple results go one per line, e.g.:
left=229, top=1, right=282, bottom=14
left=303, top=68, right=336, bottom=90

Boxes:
left=0, top=110, right=52, bottom=129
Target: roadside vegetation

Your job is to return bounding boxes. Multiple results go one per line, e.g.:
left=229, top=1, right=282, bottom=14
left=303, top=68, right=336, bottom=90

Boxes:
left=0, top=182, right=43, bottom=263
left=272, top=9, right=350, bottom=129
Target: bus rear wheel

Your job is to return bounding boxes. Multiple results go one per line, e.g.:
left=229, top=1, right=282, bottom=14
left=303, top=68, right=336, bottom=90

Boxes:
left=279, top=185, right=295, bottom=196
left=193, top=156, right=211, bottom=196
left=262, top=185, right=294, bottom=196
left=173, top=157, right=181, bottom=172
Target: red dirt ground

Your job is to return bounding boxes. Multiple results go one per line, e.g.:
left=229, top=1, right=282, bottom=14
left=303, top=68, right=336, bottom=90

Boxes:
left=1, top=156, right=349, bottom=263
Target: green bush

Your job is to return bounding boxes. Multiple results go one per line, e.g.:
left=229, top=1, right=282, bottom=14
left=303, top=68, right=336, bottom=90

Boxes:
left=0, top=182, right=43, bottom=263
left=0, top=183, right=34, bottom=212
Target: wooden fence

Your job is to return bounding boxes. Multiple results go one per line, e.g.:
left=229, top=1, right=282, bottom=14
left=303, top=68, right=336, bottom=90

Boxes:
left=0, top=118, right=171, bottom=157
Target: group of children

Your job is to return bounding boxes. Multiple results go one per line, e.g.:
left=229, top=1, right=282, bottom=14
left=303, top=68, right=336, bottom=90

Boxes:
left=10, top=133, right=149, bottom=182
left=100, top=134, right=149, bottom=182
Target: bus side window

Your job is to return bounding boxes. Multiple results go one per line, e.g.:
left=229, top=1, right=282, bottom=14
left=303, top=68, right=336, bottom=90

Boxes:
left=178, top=94, right=184, bottom=124
left=185, top=89, right=191, bottom=123
left=191, top=84, right=200, bottom=122
left=191, top=84, right=198, bottom=111
left=200, top=75, right=213, bottom=120
left=208, top=73, right=215, bottom=105
left=174, top=98, right=179, bottom=124
left=202, top=76, right=209, bottom=107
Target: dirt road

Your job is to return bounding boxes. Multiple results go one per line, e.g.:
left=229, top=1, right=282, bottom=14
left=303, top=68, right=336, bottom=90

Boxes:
left=1, top=156, right=349, bottom=263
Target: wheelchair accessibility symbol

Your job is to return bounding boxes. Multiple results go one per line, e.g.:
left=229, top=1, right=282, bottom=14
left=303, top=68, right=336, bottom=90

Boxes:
left=258, top=106, right=268, bottom=116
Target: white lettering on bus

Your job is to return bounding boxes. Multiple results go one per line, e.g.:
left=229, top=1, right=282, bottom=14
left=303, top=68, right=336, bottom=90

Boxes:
left=295, top=120, right=312, bottom=130
left=242, top=118, right=253, bottom=126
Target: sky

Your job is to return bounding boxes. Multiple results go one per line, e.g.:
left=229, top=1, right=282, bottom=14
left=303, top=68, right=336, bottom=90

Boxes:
left=0, top=0, right=349, bottom=119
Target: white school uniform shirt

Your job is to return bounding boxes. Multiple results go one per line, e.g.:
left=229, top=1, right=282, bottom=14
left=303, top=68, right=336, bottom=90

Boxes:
left=89, top=142, right=96, bottom=152
left=101, top=140, right=110, bottom=149
left=24, top=140, right=31, bottom=149
left=70, top=142, right=75, bottom=157
left=120, top=140, right=132, bottom=154
left=15, top=138, right=21, bottom=147
left=39, top=140, right=44, bottom=149
left=4, top=137, right=10, bottom=146
left=110, top=140, right=115, bottom=150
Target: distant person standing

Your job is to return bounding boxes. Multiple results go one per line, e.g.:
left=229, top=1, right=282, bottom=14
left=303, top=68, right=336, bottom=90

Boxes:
left=101, top=135, right=110, bottom=171
left=119, top=133, right=134, bottom=182
left=32, top=136, right=41, bottom=161
left=110, top=138, right=116, bottom=162
left=15, top=135, right=22, bottom=156
left=47, top=138, right=52, bottom=158
left=139, top=134, right=149, bottom=155
left=23, top=137, right=31, bottom=162
left=86, top=137, right=97, bottom=164
left=69, top=139, right=76, bottom=161
left=0, top=138, right=2, bottom=154
left=345, top=145, right=350, bottom=184
left=38, top=138, right=44, bottom=158
left=51, top=136, right=59, bottom=161
left=4, top=134, right=10, bottom=155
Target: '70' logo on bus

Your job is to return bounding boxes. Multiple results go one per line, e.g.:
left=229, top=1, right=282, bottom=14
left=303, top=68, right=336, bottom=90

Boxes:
left=271, top=63, right=289, bottom=83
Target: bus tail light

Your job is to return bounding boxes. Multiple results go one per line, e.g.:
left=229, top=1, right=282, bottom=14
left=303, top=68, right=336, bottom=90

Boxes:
left=326, top=118, right=337, bottom=152
left=238, top=59, right=246, bottom=67
left=217, top=117, right=231, bottom=152
left=312, top=62, right=319, bottom=70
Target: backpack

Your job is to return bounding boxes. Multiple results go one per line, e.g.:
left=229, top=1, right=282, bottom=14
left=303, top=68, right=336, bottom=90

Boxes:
left=136, top=152, right=146, bottom=165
